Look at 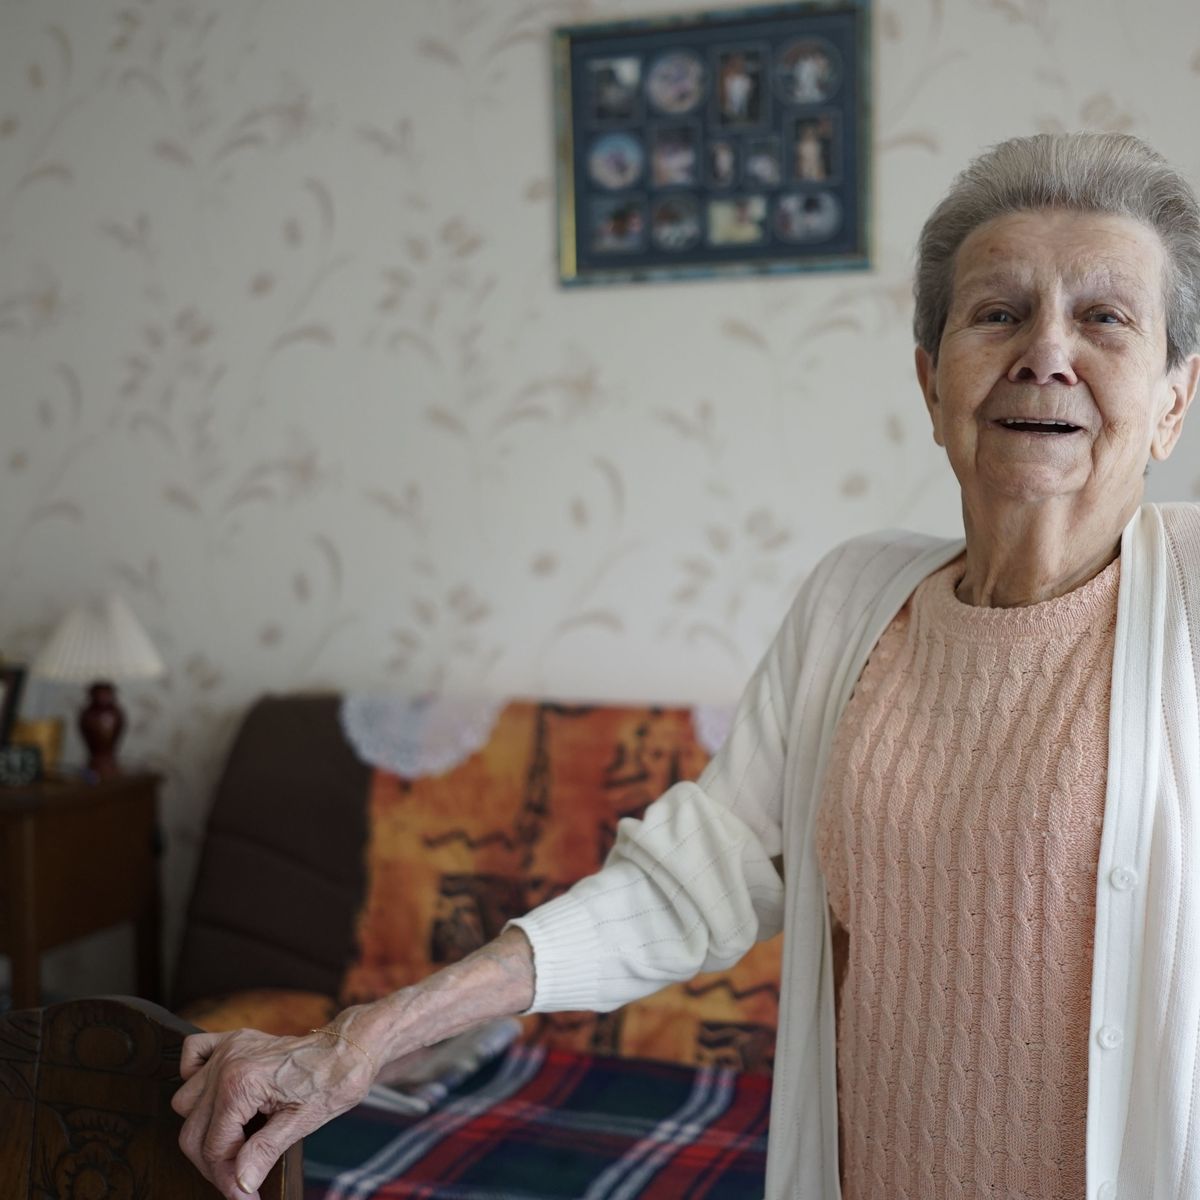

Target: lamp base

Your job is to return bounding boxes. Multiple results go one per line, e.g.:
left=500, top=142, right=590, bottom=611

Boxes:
left=79, top=681, right=125, bottom=778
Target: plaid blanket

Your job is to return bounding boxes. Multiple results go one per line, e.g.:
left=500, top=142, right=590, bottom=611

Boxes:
left=303, top=1045, right=770, bottom=1199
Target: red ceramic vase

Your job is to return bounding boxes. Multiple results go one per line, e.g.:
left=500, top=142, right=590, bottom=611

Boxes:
left=79, top=681, right=125, bottom=778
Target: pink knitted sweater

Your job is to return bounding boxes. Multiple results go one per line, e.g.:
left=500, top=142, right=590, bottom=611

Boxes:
left=814, top=550, right=1121, bottom=1199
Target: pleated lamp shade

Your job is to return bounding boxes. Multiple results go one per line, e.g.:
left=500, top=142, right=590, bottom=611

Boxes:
left=32, top=595, right=165, bottom=683
left=31, top=596, right=165, bottom=777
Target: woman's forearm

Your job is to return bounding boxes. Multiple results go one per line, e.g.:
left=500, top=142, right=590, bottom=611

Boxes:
left=172, top=928, right=537, bottom=1197
left=333, top=926, right=536, bottom=1072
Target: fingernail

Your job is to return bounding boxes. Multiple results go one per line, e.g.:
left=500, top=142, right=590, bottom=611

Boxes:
left=237, top=1176, right=256, bottom=1194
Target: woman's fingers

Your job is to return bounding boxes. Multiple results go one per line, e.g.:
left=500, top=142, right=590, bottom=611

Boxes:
left=202, top=1082, right=262, bottom=1199
left=233, top=1109, right=310, bottom=1197
left=171, top=1059, right=209, bottom=1117
left=177, top=1075, right=220, bottom=1187
left=177, top=1047, right=262, bottom=1197
left=180, top=1030, right=225, bottom=1079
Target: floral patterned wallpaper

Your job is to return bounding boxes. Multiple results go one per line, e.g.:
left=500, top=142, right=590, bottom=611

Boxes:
left=1, top=0, right=1198, bottom=998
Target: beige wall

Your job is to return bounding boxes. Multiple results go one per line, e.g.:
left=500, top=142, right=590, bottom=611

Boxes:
left=1, top=0, right=1198, bottom=1000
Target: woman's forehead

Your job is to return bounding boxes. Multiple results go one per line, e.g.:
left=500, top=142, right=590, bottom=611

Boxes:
left=952, top=210, right=1165, bottom=302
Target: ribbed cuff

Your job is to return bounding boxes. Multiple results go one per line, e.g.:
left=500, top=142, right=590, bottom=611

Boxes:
left=504, top=891, right=603, bottom=1014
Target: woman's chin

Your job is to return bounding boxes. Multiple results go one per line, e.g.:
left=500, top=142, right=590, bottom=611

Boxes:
left=962, top=464, right=1091, bottom=505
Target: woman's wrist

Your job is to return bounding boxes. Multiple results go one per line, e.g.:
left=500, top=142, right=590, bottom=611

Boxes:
left=346, top=926, right=536, bottom=1069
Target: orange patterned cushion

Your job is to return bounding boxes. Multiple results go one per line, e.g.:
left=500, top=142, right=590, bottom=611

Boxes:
left=340, top=700, right=782, bottom=1072
left=179, top=988, right=338, bottom=1036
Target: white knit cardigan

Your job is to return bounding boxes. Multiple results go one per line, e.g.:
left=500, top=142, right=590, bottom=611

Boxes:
left=511, top=502, right=1200, bottom=1200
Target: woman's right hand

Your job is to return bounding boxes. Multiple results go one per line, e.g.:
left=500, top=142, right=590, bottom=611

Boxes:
left=170, top=927, right=535, bottom=1198
left=172, top=1010, right=384, bottom=1199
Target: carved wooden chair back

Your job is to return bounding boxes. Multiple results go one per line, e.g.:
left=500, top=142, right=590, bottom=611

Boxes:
left=0, top=995, right=301, bottom=1198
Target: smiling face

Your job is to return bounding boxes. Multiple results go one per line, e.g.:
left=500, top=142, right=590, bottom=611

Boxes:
left=916, top=210, right=1198, bottom=522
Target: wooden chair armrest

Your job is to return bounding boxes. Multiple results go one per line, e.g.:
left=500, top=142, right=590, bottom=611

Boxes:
left=0, top=994, right=302, bottom=1198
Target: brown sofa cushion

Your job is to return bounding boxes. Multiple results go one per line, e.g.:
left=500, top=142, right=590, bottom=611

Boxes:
left=171, top=695, right=370, bottom=1010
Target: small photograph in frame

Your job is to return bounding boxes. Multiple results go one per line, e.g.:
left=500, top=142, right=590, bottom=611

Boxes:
left=707, top=195, right=769, bottom=245
left=776, top=37, right=842, bottom=104
left=650, top=124, right=701, bottom=187
left=745, top=135, right=783, bottom=187
left=0, top=663, right=28, bottom=746
left=588, top=56, right=643, bottom=122
left=555, top=1, right=871, bottom=285
left=713, top=47, right=767, bottom=127
left=652, top=194, right=702, bottom=250
left=587, top=131, right=645, bottom=190
left=790, top=112, right=840, bottom=184
left=646, top=49, right=707, bottom=115
left=707, top=137, right=738, bottom=188
left=775, top=190, right=843, bottom=242
left=590, top=195, right=647, bottom=252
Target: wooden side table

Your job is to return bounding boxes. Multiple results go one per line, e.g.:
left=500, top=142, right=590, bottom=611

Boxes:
left=0, top=771, right=162, bottom=1010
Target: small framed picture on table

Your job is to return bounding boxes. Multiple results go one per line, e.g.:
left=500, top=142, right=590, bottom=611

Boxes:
left=0, top=663, right=27, bottom=745
left=554, top=0, right=871, bottom=286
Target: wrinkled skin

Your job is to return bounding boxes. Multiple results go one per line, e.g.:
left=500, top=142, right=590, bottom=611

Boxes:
left=916, top=210, right=1200, bottom=607
left=172, top=929, right=534, bottom=1199
left=172, top=1021, right=375, bottom=1198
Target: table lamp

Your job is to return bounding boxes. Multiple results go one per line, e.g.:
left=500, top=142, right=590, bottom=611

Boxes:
left=31, top=595, right=166, bottom=778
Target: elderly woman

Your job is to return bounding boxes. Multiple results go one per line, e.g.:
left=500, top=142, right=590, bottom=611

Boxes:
left=174, top=130, right=1200, bottom=1200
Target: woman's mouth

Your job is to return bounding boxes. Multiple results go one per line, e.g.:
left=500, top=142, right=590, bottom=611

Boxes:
left=993, top=418, right=1082, bottom=435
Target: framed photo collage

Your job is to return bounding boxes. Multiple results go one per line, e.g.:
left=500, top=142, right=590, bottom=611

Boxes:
left=554, top=1, right=870, bottom=286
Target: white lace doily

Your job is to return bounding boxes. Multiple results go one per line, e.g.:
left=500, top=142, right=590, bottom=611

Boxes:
left=691, top=703, right=735, bottom=756
left=340, top=693, right=735, bottom=777
left=339, top=692, right=507, bottom=778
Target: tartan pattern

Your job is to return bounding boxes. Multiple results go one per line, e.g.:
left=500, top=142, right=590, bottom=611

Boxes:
left=303, top=1045, right=770, bottom=1199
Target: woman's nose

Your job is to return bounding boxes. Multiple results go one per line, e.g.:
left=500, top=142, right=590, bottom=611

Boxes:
left=1007, top=316, right=1079, bottom=386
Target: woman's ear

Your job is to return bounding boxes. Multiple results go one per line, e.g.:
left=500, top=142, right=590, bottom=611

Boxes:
left=1151, top=352, right=1200, bottom=462
left=915, top=345, right=945, bottom=447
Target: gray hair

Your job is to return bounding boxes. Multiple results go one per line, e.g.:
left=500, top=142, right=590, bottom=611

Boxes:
left=913, top=132, right=1200, bottom=369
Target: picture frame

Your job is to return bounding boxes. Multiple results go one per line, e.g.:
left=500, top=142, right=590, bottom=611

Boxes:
left=0, top=663, right=27, bottom=746
left=554, top=1, right=871, bottom=286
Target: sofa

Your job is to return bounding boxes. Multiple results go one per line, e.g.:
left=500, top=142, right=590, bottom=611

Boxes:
left=172, top=693, right=781, bottom=1197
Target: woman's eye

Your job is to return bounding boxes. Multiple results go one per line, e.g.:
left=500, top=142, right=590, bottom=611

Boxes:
left=979, top=310, right=1015, bottom=324
left=1087, top=310, right=1122, bottom=324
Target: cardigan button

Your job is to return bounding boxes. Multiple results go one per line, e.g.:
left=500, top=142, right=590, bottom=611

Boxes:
left=1110, top=866, right=1138, bottom=891
left=1096, top=1182, right=1117, bottom=1200
left=1097, top=1025, right=1123, bottom=1050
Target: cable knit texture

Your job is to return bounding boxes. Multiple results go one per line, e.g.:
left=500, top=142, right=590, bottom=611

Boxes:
left=515, top=505, right=1200, bottom=1198
left=815, top=550, right=1121, bottom=1200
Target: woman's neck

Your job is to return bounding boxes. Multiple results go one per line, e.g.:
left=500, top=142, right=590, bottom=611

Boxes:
left=955, top=497, right=1134, bottom=608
